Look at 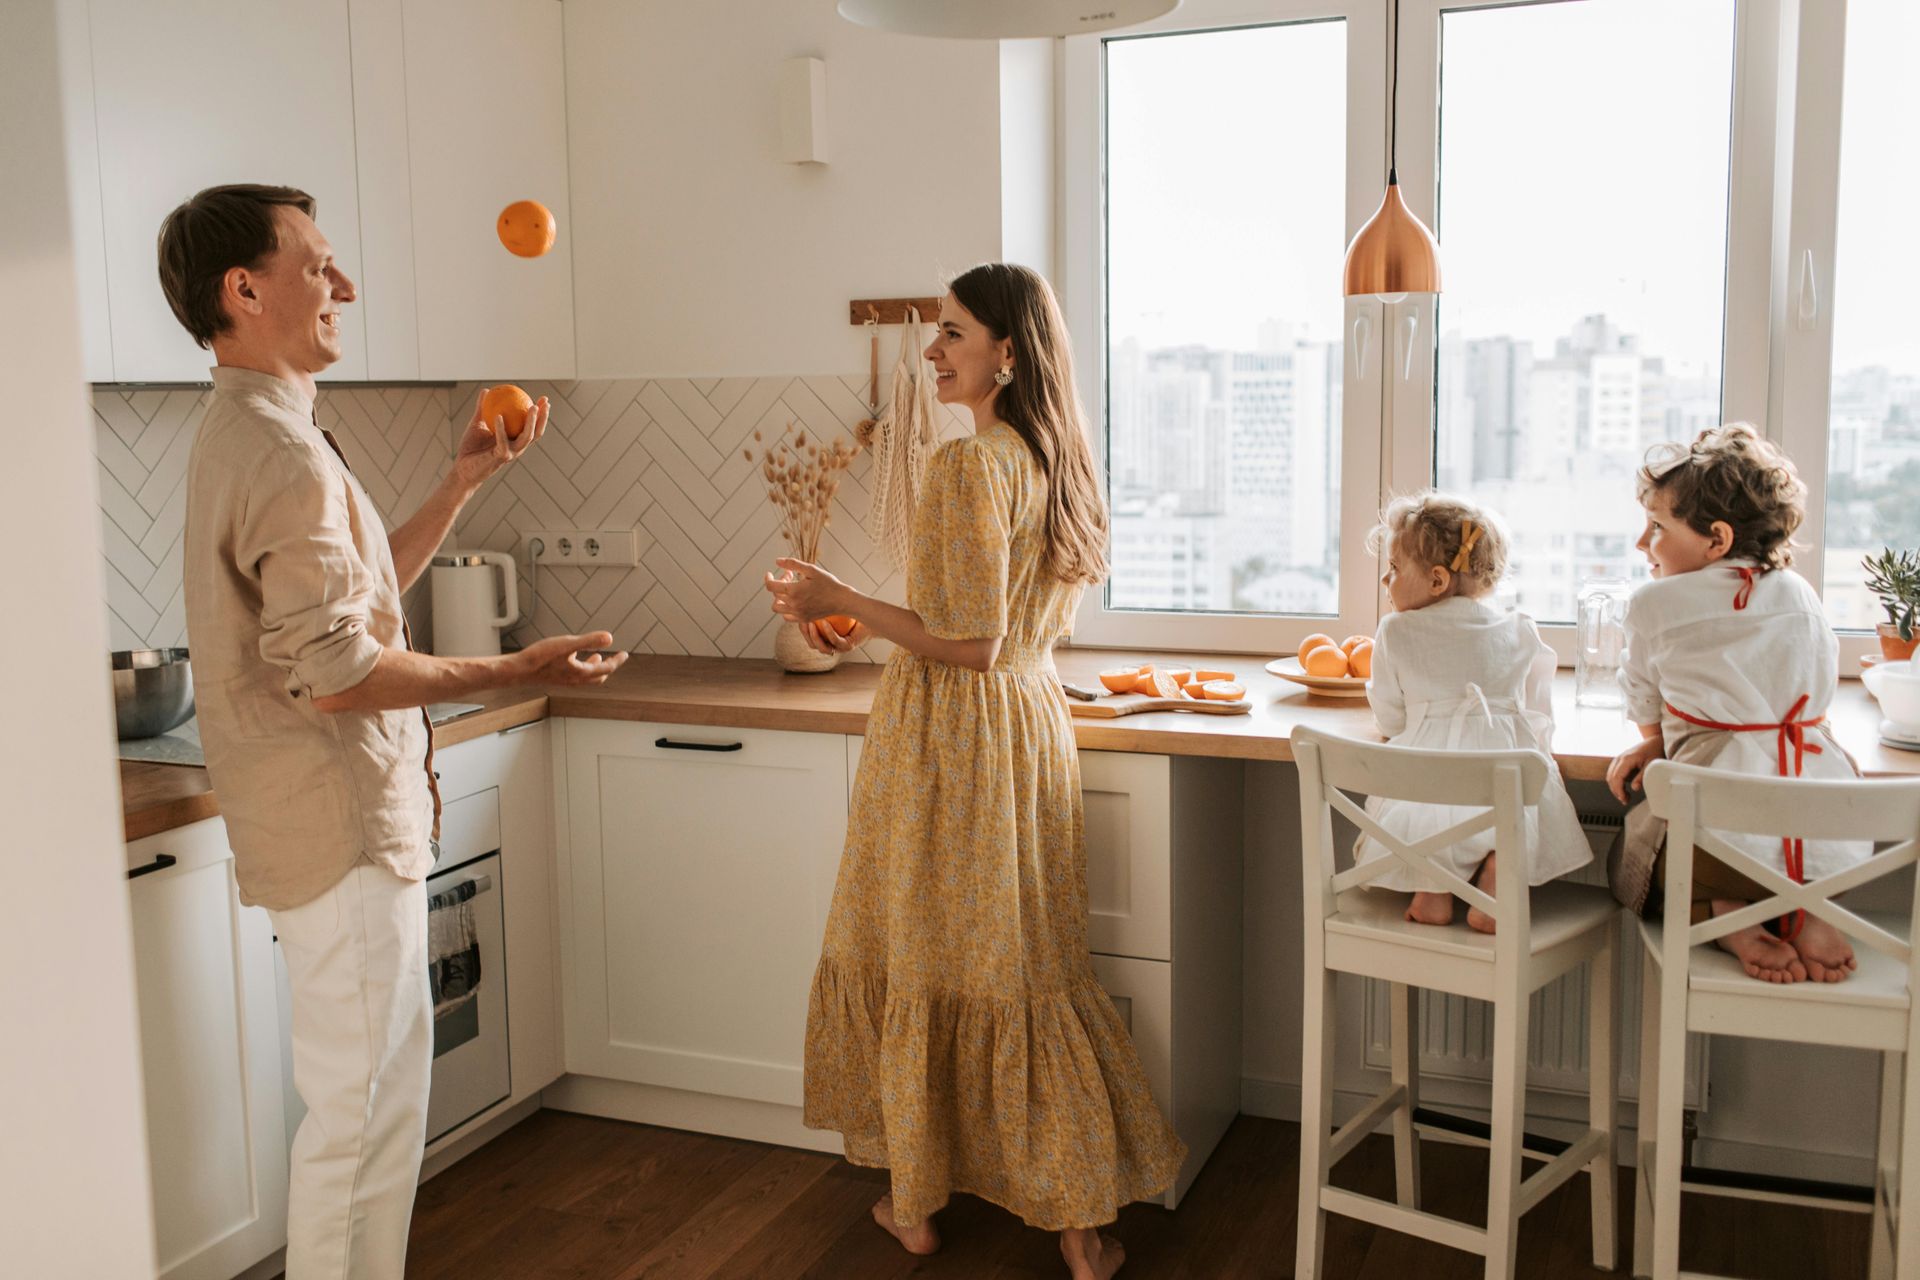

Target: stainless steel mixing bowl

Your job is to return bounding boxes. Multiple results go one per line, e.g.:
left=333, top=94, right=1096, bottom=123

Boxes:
left=112, top=648, right=195, bottom=739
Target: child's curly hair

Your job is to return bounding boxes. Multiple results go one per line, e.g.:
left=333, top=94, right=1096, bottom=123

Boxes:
left=1635, top=423, right=1805, bottom=570
left=1368, top=491, right=1509, bottom=596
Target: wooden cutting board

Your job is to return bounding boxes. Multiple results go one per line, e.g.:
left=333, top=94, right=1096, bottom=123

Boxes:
left=1069, top=694, right=1252, bottom=718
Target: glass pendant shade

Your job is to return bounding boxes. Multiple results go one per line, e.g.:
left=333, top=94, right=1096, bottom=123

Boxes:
left=837, top=0, right=1179, bottom=38
left=1342, top=176, right=1442, bottom=298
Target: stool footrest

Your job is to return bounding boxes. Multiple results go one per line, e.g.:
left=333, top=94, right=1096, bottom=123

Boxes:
left=1319, top=1185, right=1488, bottom=1256
left=1412, top=1105, right=1571, bottom=1157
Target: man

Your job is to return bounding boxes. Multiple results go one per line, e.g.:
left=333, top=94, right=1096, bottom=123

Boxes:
left=158, top=183, right=624, bottom=1278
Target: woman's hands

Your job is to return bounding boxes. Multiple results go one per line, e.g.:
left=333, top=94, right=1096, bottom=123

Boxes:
left=764, top=558, right=869, bottom=652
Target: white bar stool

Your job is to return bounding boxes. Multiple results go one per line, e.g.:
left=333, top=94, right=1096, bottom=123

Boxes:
left=1291, top=726, right=1621, bottom=1279
left=1634, top=761, right=1920, bottom=1280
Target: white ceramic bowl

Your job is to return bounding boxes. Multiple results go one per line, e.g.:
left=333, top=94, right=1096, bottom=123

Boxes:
left=1863, top=659, right=1920, bottom=729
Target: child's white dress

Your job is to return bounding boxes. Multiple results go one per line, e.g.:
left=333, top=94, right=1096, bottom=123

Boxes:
left=1356, top=596, right=1593, bottom=891
left=1609, top=560, right=1865, bottom=915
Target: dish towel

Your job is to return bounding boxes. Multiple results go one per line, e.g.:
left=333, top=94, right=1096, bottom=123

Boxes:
left=864, top=306, right=941, bottom=572
left=427, top=878, right=482, bottom=1019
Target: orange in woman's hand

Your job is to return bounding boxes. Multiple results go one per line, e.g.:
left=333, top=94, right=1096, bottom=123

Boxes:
left=822, top=614, right=857, bottom=637
left=480, top=384, right=534, bottom=439
left=1303, top=645, right=1351, bottom=678
left=497, top=200, right=557, bottom=258
left=1298, top=633, right=1337, bottom=663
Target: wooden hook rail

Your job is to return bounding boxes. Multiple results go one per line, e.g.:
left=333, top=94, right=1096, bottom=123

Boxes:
left=848, top=297, right=943, bottom=325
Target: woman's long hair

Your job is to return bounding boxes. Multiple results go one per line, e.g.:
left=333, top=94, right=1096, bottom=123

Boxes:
left=947, top=263, right=1109, bottom=585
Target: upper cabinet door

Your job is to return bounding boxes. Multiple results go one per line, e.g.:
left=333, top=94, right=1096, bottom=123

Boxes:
left=401, top=0, right=575, bottom=380
left=87, top=0, right=368, bottom=383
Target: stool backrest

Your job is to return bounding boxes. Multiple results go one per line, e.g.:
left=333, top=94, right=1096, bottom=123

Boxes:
left=1644, top=761, right=1920, bottom=964
left=1292, top=726, right=1550, bottom=962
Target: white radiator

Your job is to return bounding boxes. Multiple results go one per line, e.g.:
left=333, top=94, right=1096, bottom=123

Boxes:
left=1360, top=813, right=1710, bottom=1110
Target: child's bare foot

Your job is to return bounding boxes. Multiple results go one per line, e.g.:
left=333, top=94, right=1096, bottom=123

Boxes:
left=1406, top=891, right=1454, bottom=926
left=1788, top=912, right=1856, bottom=983
left=1466, top=853, right=1497, bottom=935
left=872, top=1195, right=939, bottom=1255
left=1061, top=1227, right=1125, bottom=1279
left=1710, top=900, right=1806, bottom=983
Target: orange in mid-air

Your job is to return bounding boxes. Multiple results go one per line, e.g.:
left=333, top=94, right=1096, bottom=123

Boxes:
left=1302, top=645, right=1351, bottom=678
left=497, top=199, right=557, bottom=258
left=1297, top=633, right=1337, bottom=664
left=479, top=384, right=534, bottom=439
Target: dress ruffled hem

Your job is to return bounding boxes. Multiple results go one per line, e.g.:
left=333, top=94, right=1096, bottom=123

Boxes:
left=802, top=954, right=1188, bottom=1231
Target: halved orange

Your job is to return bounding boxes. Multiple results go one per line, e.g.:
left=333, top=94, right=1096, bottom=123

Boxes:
left=1146, top=669, right=1184, bottom=699
left=1298, top=633, right=1337, bottom=663
left=1182, top=681, right=1206, bottom=699
left=1303, top=645, right=1351, bottom=678
left=1195, top=668, right=1235, bottom=682
left=1098, top=666, right=1142, bottom=694
left=1348, top=638, right=1374, bottom=678
left=1162, top=666, right=1194, bottom=687
left=1199, top=680, right=1245, bottom=701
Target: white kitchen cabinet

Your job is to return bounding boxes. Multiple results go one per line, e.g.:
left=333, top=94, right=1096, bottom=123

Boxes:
left=125, top=816, right=288, bottom=1280
left=54, top=0, right=113, bottom=382
left=396, top=0, right=575, bottom=380
left=559, top=720, right=847, bottom=1106
left=82, top=0, right=370, bottom=383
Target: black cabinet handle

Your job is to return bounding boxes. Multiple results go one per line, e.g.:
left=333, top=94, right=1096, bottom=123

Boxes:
left=654, top=737, right=744, bottom=753
left=127, top=854, right=177, bottom=880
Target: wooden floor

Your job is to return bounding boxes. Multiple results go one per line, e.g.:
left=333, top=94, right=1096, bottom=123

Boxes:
left=403, top=1110, right=1870, bottom=1279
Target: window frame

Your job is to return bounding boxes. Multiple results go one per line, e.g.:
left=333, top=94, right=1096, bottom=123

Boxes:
left=1063, top=0, right=1391, bottom=655
left=1064, top=0, right=1877, bottom=670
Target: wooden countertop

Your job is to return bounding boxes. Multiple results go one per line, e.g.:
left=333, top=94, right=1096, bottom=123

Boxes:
left=120, top=650, right=1917, bottom=842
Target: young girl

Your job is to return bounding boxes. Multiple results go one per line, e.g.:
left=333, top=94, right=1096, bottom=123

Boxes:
left=1359, top=493, right=1592, bottom=933
left=1606, top=423, right=1865, bottom=985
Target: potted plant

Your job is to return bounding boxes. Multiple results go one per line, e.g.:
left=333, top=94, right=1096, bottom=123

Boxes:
left=748, top=423, right=858, bottom=673
left=1863, top=547, right=1920, bottom=661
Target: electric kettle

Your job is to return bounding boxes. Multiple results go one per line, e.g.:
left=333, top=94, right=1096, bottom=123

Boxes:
left=430, top=551, right=520, bottom=656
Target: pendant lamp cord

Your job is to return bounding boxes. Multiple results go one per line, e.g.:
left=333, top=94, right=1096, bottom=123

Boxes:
left=1388, top=0, right=1399, bottom=185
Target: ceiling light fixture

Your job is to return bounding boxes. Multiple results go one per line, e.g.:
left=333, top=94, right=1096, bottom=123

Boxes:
left=1343, top=0, right=1441, bottom=301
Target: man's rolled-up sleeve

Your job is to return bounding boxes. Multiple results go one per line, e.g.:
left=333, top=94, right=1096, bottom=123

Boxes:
left=238, top=447, right=386, bottom=699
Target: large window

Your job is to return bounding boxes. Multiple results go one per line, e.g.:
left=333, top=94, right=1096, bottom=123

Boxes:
left=1430, top=1, right=1736, bottom=623
left=1105, top=20, right=1349, bottom=619
left=1814, top=0, right=1920, bottom=632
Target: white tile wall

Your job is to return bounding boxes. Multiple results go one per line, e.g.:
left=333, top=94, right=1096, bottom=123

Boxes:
left=94, top=376, right=966, bottom=662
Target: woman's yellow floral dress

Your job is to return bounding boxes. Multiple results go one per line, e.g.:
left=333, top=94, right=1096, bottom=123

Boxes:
left=804, top=422, right=1187, bottom=1231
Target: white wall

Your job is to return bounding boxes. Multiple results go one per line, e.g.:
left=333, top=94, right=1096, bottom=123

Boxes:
left=562, top=0, right=1005, bottom=377
left=0, top=0, right=158, bottom=1272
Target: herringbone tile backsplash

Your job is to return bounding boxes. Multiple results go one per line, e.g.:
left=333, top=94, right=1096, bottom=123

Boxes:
left=94, top=377, right=967, bottom=663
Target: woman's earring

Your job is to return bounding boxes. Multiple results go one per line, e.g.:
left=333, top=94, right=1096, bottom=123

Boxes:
left=994, top=364, right=1014, bottom=387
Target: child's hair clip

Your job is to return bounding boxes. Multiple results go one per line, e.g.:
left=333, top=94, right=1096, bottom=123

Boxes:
left=1450, top=520, right=1482, bottom=573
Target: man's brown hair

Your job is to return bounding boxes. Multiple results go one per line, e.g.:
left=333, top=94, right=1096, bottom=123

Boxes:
left=156, top=184, right=315, bottom=349
left=1636, top=423, right=1807, bottom=570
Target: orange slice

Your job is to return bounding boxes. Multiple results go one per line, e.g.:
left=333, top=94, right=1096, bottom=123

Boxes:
left=1195, top=668, right=1235, bottom=682
left=1146, top=668, right=1184, bottom=699
left=1348, top=639, right=1374, bottom=678
left=1303, top=645, right=1351, bottom=678
left=1131, top=664, right=1162, bottom=694
left=1297, top=633, right=1337, bottom=663
left=1182, top=681, right=1206, bottom=699
left=1098, top=666, right=1141, bottom=694
left=1162, top=666, right=1193, bottom=687
left=1199, top=680, right=1245, bottom=701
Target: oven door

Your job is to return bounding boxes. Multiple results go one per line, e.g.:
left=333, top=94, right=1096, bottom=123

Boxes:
left=424, top=850, right=510, bottom=1143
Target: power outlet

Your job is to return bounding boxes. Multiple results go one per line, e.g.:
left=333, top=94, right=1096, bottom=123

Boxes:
left=525, top=529, right=638, bottom=567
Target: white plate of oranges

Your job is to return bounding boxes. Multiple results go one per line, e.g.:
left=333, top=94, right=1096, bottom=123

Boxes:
left=1264, top=632, right=1373, bottom=697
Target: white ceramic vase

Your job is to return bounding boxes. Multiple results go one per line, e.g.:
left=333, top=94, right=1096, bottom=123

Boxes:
left=774, top=621, right=840, bottom=674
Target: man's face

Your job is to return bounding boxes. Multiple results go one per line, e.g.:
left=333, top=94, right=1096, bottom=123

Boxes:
left=238, top=205, right=356, bottom=373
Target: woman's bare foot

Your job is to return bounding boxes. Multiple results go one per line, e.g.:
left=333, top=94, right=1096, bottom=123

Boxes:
left=872, top=1195, right=939, bottom=1255
left=1709, top=900, right=1806, bottom=983
left=1466, top=853, right=1497, bottom=935
left=1061, top=1227, right=1125, bottom=1280
left=1788, top=912, right=1857, bottom=983
left=1406, top=891, right=1454, bottom=926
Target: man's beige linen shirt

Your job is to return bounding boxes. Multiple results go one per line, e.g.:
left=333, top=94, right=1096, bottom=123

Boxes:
left=184, top=367, right=434, bottom=910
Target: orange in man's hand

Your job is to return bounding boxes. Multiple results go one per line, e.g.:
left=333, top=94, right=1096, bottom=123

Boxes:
left=497, top=200, right=557, bottom=258
left=821, top=614, right=857, bottom=637
left=1098, top=666, right=1142, bottom=694
left=1349, top=639, right=1374, bottom=678
left=480, top=385, right=534, bottom=439
left=1302, top=645, right=1351, bottom=678
left=1298, top=633, right=1337, bottom=664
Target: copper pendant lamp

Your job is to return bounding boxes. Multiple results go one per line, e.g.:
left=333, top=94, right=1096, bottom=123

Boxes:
left=1343, top=0, right=1441, bottom=299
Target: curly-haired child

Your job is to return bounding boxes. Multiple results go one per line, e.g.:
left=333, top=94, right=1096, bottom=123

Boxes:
left=1606, top=422, right=1866, bottom=983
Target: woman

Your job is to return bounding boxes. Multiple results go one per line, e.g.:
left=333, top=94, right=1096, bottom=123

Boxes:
left=765, top=264, right=1184, bottom=1280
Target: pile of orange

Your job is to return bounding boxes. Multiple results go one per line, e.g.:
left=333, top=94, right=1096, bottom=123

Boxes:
left=1096, top=663, right=1243, bottom=702
left=1297, top=632, right=1373, bottom=679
